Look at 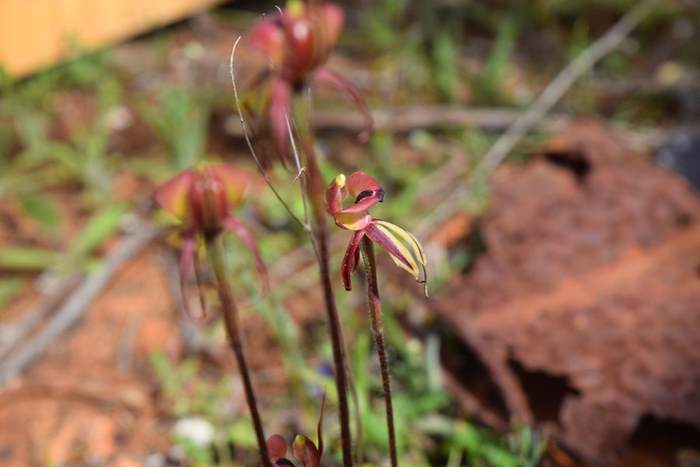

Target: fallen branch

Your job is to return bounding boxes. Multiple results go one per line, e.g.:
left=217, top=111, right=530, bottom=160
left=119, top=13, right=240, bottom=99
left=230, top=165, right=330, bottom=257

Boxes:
left=0, top=221, right=160, bottom=385
left=417, top=0, right=656, bottom=236
left=224, top=106, right=570, bottom=136
left=0, top=275, right=79, bottom=361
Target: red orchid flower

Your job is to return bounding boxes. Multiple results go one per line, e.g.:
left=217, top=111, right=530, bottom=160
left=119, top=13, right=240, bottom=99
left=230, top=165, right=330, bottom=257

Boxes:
left=326, top=171, right=428, bottom=295
left=266, top=395, right=325, bottom=467
left=249, top=0, right=373, bottom=160
left=154, top=164, right=267, bottom=316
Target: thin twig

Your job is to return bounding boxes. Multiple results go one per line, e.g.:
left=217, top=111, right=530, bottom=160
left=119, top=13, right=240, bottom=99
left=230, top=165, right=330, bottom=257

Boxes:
left=0, top=221, right=159, bottom=385
left=0, top=275, right=80, bottom=361
left=224, top=106, right=664, bottom=152
left=417, top=0, right=655, bottom=236
left=223, top=106, right=568, bottom=135
left=229, top=36, right=308, bottom=231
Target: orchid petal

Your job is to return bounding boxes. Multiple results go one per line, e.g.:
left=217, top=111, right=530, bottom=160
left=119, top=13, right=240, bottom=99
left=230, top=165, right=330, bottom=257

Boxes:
left=250, top=18, right=286, bottom=68
left=222, top=216, right=269, bottom=291
left=155, top=169, right=195, bottom=221
left=283, top=14, right=314, bottom=78
left=346, top=171, right=382, bottom=198
left=342, top=230, right=365, bottom=291
left=205, top=164, right=254, bottom=208
left=267, top=434, right=288, bottom=460
left=338, top=195, right=382, bottom=214
left=292, top=435, right=321, bottom=467
left=269, top=78, right=292, bottom=160
left=334, top=212, right=372, bottom=231
left=317, top=4, right=343, bottom=54
left=314, top=67, right=374, bottom=142
left=366, top=221, right=428, bottom=296
left=325, top=174, right=346, bottom=216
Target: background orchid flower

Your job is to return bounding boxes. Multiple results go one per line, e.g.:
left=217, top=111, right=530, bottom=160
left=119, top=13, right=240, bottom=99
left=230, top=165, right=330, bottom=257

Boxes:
left=249, top=0, right=373, bottom=160
left=155, top=163, right=267, bottom=316
left=265, top=395, right=325, bottom=467
left=326, top=171, right=428, bottom=295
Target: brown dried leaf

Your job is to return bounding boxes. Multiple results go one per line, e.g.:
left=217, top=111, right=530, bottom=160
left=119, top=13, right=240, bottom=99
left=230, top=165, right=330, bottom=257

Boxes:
left=436, top=121, right=700, bottom=463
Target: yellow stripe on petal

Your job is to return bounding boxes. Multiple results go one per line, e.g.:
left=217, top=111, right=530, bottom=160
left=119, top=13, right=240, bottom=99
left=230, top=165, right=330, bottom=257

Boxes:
left=374, top=220, right=428, bottom=296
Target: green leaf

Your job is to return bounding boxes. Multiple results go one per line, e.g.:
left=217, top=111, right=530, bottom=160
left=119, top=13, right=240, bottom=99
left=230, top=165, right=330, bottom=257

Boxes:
left=19, top=193, right=61, bottom=230
left=228, top=418, right=257, bottom=449
left=69, top=205, right=126, bottom=259
left=0, top=246, right=58, bottom=271
left=0, top=277, right=24, bottom=310
left=480, top=444, right=518, bottom=467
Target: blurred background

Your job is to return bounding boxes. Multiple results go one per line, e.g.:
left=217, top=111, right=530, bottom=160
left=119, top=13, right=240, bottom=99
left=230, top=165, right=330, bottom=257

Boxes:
left=1, top=0, right=700, bottom=466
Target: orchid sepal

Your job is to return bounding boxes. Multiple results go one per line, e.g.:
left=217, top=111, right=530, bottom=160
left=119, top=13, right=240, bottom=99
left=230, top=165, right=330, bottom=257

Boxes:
left=154, top=164, right=270, bottom=319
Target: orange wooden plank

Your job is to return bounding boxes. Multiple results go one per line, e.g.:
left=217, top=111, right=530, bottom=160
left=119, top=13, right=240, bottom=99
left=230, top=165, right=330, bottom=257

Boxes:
left=0, top=0, right=227, bottom=77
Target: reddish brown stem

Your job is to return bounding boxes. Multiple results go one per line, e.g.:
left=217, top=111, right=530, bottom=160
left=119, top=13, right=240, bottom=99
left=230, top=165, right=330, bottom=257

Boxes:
left=360, top=237, right=398, bottom=467
left=304, top=150, right=354, bottom=467
left=207, top=239, right=273, bottom=467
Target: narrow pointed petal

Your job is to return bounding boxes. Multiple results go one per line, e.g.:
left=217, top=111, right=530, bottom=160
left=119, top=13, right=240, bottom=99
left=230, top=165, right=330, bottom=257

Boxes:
left=179, top=232, right=198, bottom=319
left=314, top=67, right=374, bottom=142
left=292, top=435, right=321, bottom=467
left=366, top=221, right=428, bottom=295
left=222, top=216, right=269, bottom=291
left=341, top=231, right=364, bottom=291
left=269, top=78, right=292, bottom=160
left=155, top=169, right=195, bottom=221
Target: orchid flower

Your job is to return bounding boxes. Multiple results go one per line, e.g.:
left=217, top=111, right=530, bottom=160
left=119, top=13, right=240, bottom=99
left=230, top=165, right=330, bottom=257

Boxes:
left=249, top=0, right=373, bottom=160
left=155, top=163, right=267, bottom=316
left=266, top=395, right=325, bottom=467
left=326, top=171, right=428, bottom=296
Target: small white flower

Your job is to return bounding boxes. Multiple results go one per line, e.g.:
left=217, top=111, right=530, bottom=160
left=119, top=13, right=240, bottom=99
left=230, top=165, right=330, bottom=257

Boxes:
left=173, top=417, right=215, bottom=448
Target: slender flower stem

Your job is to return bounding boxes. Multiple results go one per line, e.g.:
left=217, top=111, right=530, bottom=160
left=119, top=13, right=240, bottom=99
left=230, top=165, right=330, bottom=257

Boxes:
left=294, top=95, right=354, bottom=467
left=307, top=149, right=354, bottom=467
left=207, top=239, right=273, bottom=467
left=361, top=237, right=398, bottom=467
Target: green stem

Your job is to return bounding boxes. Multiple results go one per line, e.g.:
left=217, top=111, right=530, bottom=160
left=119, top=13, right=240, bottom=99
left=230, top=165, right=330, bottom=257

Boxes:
left=361, top=237, right=398, bottom=467
left=207, top=239, right=273, bottom=467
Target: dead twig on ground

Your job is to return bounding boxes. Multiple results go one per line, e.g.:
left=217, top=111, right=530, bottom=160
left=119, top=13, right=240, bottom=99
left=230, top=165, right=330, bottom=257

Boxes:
left=417, top=0, right=656, bottom=236
left=0, top=275, right=80, bottom=361
left=0, top=221, right=160, bottom=385
left=225, top=106, right=570, bottom=136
